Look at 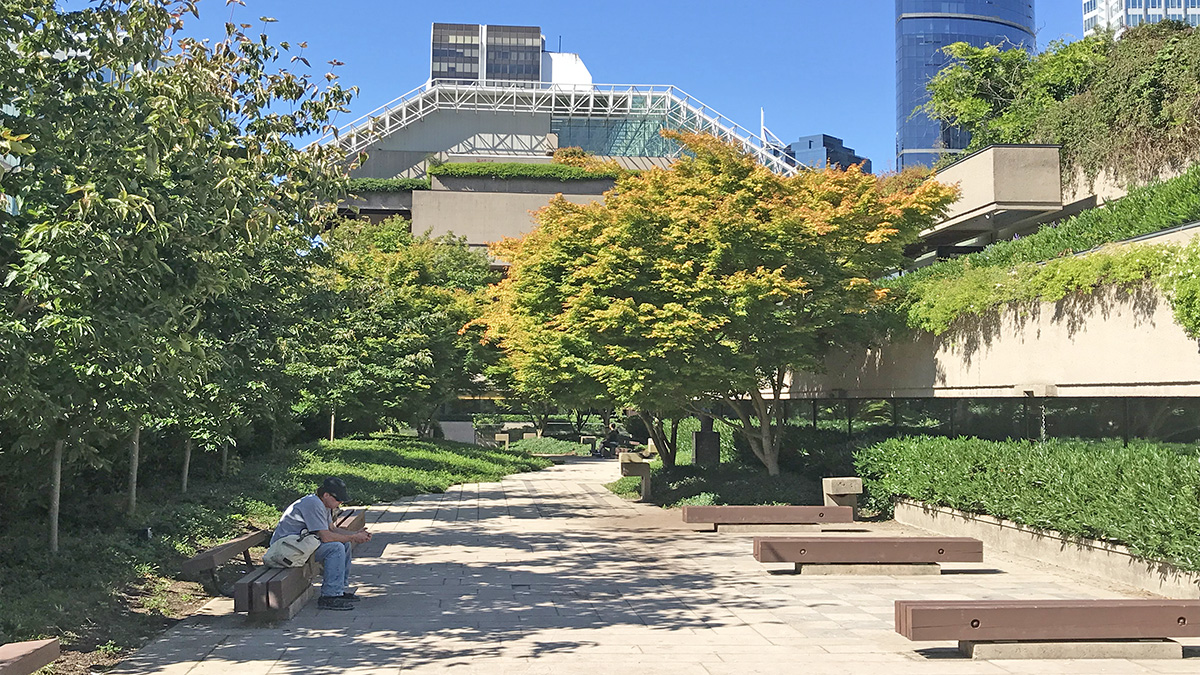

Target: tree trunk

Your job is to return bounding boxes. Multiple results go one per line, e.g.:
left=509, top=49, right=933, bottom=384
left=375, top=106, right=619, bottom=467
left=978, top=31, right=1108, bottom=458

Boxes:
left=329, top=406, right=336, bottom=442
left=181, top=437, right=193, bottom=494
left=220, top=443, right=229, bottom=476
left=50, top=439, right=63, bottom=553
left=127, top=421, right=141, bottom=516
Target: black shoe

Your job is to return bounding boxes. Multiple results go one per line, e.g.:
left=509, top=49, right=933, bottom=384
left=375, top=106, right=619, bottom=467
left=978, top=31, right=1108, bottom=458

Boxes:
left=341, top=592, right=361, bottom=602
left=317, top=596, right=354, bottom=611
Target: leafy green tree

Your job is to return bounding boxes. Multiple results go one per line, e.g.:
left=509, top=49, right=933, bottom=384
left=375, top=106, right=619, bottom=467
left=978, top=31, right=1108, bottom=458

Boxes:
left=301, top=217, right=498, bottom=437
left=924, top=23, right=1200, bottom=184
left=0, top=0, right=352, bottom=548
left=485, top=133, right=957, bottom=474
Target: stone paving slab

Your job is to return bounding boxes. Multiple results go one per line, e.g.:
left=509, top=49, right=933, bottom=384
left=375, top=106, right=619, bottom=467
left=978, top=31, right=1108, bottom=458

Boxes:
left=110, top=458, right=1200, bottom=674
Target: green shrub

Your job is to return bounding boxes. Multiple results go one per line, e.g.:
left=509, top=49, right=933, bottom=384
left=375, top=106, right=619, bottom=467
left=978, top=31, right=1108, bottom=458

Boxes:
left=510, top=436, right=592, bottom=456
left=429, top=162, right=622, bottom=181
left=347, top=177, right=431, bottom=192
left=854, top=436, right=1200, bottom=570
left=605, top=463, right=822, bottom=508
left=891, top=165, right=1200, bottom=334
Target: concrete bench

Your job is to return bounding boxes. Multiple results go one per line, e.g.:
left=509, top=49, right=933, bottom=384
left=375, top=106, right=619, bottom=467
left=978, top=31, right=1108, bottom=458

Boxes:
left=619, top=452, right=652, bottom=501
left=754, top=536, right=982, bottom=574
left=228, top=508, right=367, bottom=622
left=895, top=599, right=1200, bottom=659
left=681, top=505, right=853, bottom=532
left=0, top=639, right=59, bottom=675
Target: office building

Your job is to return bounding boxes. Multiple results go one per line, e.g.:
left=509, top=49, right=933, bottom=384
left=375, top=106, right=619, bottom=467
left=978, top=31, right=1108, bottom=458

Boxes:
left=431, top=23, right=544, bottom=85
left=895, top=0, right=1036, bottom=170
left=1083, top=0, right=1200, bottom=34
left=788, top=134, right=872, bottom=173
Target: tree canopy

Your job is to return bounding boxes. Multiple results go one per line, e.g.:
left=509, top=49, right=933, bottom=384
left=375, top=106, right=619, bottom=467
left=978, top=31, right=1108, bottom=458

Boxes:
left=925, top=21, right=1200, bottom=185
left=480, top=132, right=957, bottom=474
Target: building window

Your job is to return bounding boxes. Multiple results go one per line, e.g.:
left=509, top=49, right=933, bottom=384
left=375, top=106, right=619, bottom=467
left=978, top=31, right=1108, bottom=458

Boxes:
left=1128, top=0, right=1143, bottom=8
left=1128, top=12, right=1145, bottom=23
left=1084, top=0, right=1097, bottom=12
left=1189, top=0, right=1200, bottom=8
left=1167, top=0, right=1182, bottom=7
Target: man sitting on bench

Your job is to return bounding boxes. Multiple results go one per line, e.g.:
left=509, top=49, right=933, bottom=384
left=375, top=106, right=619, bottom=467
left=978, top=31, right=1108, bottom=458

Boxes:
left=273, top=477, right=372, bottom=611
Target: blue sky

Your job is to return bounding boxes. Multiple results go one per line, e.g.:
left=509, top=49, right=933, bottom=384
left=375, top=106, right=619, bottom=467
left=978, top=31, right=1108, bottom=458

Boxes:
left=178, top=1, right=1083, bottom=173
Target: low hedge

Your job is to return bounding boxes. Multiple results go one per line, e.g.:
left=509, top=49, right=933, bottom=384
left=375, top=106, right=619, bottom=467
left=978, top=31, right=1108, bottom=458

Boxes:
left=855, top=436, right=1200, bottom=570
left=347, top=177, right=431, bottom=192
left=429, top=162, right=622, bottom=181
left=606, top=463, right=821, bottom=508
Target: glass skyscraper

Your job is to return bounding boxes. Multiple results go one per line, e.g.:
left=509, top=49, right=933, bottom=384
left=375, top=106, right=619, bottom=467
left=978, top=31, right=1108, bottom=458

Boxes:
left=896, top=1, right=1035, bottom=170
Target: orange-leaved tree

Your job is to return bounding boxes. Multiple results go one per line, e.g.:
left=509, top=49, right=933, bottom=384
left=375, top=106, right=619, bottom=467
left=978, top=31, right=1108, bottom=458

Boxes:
left=481, top=132, right=957, bottom=473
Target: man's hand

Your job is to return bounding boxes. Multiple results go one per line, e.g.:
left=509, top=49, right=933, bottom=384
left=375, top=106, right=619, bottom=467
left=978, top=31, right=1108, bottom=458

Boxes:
left=352, top=530, right=372, bottom=544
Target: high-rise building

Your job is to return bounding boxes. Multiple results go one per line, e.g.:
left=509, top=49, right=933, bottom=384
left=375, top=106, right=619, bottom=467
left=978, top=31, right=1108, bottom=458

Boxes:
left=431, top=23, right=543, bottom=85
left=787, top=135, right=872, bottom=174
left=895, top=1, right=1035, bottom=170
left=1084, top=0, right=1200, bottom=34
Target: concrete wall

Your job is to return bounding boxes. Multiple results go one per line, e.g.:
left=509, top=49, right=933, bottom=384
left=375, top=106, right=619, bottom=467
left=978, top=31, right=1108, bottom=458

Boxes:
left=788, top=283, right=1200, bottom=399
left=412, top=190, right=604, bottom=246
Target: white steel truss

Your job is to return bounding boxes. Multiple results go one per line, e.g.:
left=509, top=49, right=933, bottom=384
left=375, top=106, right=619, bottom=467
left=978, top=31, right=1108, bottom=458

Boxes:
left=319, top=79, right=801, bottom=176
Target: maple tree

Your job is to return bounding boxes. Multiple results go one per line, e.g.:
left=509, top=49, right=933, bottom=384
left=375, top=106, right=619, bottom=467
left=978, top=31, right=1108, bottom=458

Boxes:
left=482, top=132, right=957, bottom=474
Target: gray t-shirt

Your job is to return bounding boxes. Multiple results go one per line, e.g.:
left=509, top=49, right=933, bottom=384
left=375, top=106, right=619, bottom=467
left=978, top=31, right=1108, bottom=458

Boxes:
left=271, top=494, right=333, bottom=544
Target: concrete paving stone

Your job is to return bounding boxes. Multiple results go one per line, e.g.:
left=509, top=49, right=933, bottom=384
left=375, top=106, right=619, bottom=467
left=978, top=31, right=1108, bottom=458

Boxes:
left=991, top=659, right=1154, bottom=674
left=109, top=459, right=1200, bottom=674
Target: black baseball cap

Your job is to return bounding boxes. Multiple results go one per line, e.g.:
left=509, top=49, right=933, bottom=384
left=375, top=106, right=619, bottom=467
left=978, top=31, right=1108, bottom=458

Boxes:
left=320, top=477, right=350, bottom=502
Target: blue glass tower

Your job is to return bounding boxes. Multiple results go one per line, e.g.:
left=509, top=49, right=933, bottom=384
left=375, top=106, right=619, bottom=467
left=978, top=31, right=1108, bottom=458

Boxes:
left=896, top=1, right=1035, bottom=170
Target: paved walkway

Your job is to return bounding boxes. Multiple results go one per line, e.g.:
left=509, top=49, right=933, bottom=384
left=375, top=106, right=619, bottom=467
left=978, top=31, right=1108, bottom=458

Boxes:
left=113, top=458, right=1200, bottom=674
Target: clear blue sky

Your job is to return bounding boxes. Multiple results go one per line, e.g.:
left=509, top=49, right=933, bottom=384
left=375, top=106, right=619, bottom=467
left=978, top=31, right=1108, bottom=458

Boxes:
left=177, top=0, right=1083, bottom=173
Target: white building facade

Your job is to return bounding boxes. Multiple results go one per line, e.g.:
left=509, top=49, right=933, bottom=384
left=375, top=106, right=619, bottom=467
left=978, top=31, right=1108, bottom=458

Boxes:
left=1084, top=0, right=1200, bottom=34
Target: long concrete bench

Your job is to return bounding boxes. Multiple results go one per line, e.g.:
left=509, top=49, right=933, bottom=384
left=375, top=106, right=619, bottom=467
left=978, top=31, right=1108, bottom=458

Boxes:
left=754, top=536, right=982, bottom=574
left=682, top=505, right=853, bottom=532
left=0, top=639, right=59, bottom=675
left=895, top=599, right=1200, bottom=659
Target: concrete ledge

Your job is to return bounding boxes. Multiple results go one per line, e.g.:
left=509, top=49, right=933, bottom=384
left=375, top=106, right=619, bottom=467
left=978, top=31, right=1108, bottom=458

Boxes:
left=959, top=638, right=1182, bottom=660
left=718, top=524, right=820, bottom=534
left=796, top=563, right=940, bottom=576
left=895, top=499, right=1200, bottom=598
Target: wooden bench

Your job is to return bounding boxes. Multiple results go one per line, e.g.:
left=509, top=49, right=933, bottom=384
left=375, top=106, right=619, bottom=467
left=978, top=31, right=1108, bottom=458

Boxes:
left=0, top=639, right=59, bottom=675
left=754, top=536, right=982, bottom=574
left=181, top=529, right=271, bottom=594
left=232, top=508, right=369, bottom=621
left=895, top=599, right=1200, bottom=659
left=682, top=505, right=853, bottom=532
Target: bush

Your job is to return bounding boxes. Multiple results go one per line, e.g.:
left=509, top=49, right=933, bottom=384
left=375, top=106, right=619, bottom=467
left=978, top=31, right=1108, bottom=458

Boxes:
left=606, top=463, right=822, bottom=508
left=429, top=162, right=623, bottom=181
left=854, top=436, right=1200, bottom=570
left=347, top=177, right=431, bottom=192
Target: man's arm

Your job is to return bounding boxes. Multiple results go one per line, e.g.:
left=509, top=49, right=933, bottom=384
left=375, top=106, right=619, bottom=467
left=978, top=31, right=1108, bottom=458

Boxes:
left=316, top=528, right=371, bottom=544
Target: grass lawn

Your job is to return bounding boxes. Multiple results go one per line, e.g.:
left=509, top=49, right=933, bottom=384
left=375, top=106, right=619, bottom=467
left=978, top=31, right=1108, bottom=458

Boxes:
left=0, top=434, right=549, bottom=672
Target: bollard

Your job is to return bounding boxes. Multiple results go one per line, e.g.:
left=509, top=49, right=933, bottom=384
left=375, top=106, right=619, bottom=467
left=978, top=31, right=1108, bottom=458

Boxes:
left=822, top=477, right=863, bottom=519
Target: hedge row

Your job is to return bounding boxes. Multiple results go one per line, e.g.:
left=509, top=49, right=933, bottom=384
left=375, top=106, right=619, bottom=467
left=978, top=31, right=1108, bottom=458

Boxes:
left=855, top=436, right=1200, bottom=570
left=347, top=177, right=431, bottom=192
left=429, top=162, right=623, bottom=181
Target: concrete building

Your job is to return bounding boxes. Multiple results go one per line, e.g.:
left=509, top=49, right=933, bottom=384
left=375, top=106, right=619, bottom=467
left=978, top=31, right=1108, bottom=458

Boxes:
left=332, top=22, right=802, bottom=249
left=895, top=0, right=1036, bottom=170
left=788, top=134, right=872, bottom=173
left=1083, top=0, right=1200, bottom=34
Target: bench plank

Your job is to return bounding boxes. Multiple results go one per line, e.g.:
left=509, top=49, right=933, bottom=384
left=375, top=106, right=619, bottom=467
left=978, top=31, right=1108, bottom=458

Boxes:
left=896, top=599, right=1200, bottom=641
left=754, top=536, right=982, bottom=564
left=233, top=566, right=275, bottom=613
left=682, top=505, right=853, bottom=525
left=0, top=639, right=59, bottom=675
left=182, top=529, right=270, bottom=576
